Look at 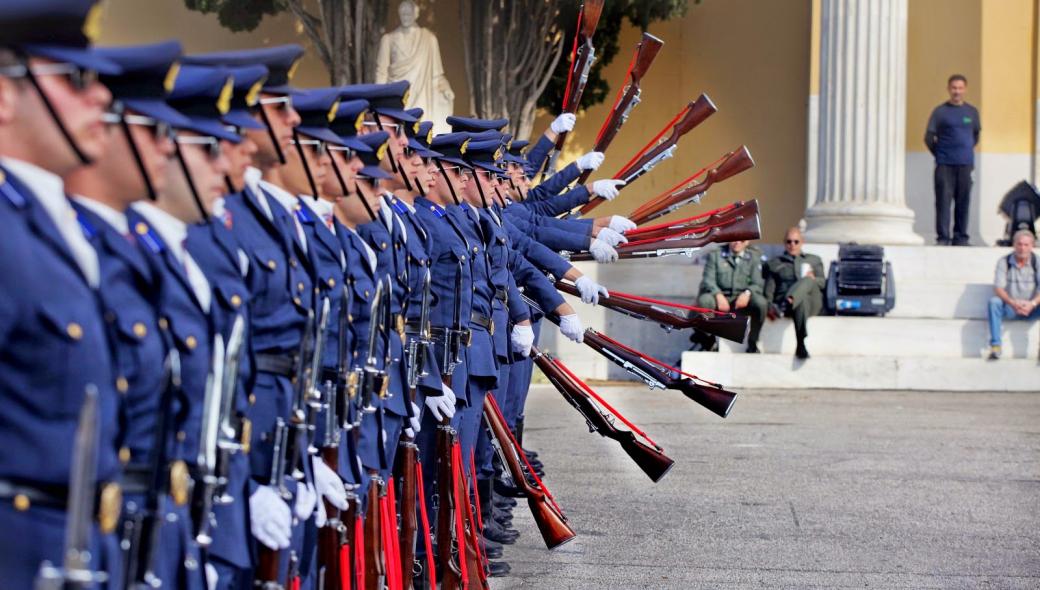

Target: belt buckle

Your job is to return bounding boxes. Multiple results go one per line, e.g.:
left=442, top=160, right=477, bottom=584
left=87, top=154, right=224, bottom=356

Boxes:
left=98, top=482, right=122, bottom=534
left=396, top=314, right=406, bottom=339
left=239, top=418, right=252, bottom=454
left=462, top=329, right=473, bottom=347
left=169, top=460, right=191, bottom=507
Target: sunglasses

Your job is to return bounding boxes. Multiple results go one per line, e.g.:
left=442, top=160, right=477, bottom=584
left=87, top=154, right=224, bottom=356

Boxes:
left=258, top=95, right=293, bottom=112
left=291, top=138, right=328, bottom=157
left=176, top=134, right=223, bottom=160
left=437, top=164, right=462, bottom=176
left=0, top=62, right=99, bottom=91
left=362, top=120, right=404, bottom=138
left=102, top=112, right=174, bottom=142
left=786, top=239, right=801, bottom=244
left=327, top=145, right=356, bottom=159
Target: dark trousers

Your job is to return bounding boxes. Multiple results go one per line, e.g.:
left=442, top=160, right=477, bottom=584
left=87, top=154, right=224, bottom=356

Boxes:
left=934, top=164, right=973, bottom=244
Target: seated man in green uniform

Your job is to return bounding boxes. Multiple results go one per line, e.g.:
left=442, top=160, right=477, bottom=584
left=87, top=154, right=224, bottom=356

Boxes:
left=694, top=239, right=767, bottom=353
left=764, top=227, right=825, bottom=359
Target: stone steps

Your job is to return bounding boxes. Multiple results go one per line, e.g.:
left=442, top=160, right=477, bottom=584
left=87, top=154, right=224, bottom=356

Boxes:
left=681, top=351, right=1039, bottom=392
left=717, top=316, right=1039, bottom=359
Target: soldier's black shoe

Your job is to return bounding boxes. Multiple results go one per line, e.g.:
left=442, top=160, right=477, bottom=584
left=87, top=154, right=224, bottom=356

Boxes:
left=494, top=495, right=517, bottom=508
left=494, top=478, right=525, bottom=498
left=487, top=560, right=511, bottom=577
left=484, top=521, right=519, bottom=544
left=795, top=342, right=810, bottom=359
left=521, top=448, right=539, bottom=460
left=493, top=504, right=513, bottom=525
left=746, top=342, right=759, bottom=353
left=483, top=540, right=503, bottom=559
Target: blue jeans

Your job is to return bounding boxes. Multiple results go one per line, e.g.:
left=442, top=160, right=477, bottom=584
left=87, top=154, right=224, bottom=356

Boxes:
left=987, top=296, right=1040, bottom=345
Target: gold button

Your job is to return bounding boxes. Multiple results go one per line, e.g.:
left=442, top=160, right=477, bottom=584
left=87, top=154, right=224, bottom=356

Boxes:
left=473, top=247, right=478, bottom=254
left=353, top=351, right=358, bottom=358
left=135, top=222, right=149, bottom=236
left=364, top=290, right=370, bottom=298
left=185, top=335, right=197, bottom=350
left=158, top=317, right=169, bottom=330
left=297, top=282, right=305, bottom=292
left=177, top=430, right=186, bottom=442
left=248, top=393, right=256, bottom=405
left=380, top=242, right=387, bottom=250
left=116, top=376, right=129, bottom=394
left=66, top=322, right=83, bottom=340
left=293, top=297, right=302, bottom=306
left=290, top=258, right=298, bottom=268
left=231, top=295, right=242, bottom=308
left=132, top=322, right=147, bottom=338
left=461, top=255, right=466, bottom=261
left=347, top=314, right=354, bottom=322
left=119, top=446, right=131, bottom=464
left=267, top=259, right=277, bottom=270
left=13, top=494, right=29, bottom=511
left=327, top=278, right=336, bottom=288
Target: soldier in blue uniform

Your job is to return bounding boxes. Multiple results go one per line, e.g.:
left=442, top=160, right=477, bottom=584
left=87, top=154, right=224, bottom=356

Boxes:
left=180, top=46, right=319, bottom=585
left=0, top=2, right=125, bottom=587
left=182, top=62, right=269, bottom=589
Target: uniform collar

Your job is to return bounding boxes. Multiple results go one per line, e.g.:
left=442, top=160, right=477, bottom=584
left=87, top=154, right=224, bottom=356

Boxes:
left=259, top=177, right=299, bottom=214
left=244, top=166, right=263, bottom=196
left=0, top=158, right=63, bottom=203
left=72, top=195, right=130, bottom=235
left=132, top=202, right=188, bottom=261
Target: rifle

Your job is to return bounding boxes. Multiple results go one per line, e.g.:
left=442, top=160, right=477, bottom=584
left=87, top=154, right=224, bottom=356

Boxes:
left=120, top=352, right=180, bottom=589
left=357, top=280, right=387, bottom=418
left=553, top=281, right=749, bottom=343
left=576, top=32, right=665, bottom=187
left=532, top=348, right=674, bottom=482
left=541, top=0, right=606, bottom=179
left=629, top=146, right=755, bottom=225
left=255, top=414, right=290, bottom=589
left=627, top=199, right=759, bottom=242
left=35, top=385, right=109, bottom=590
left=580, top=94, right=716, bottom=209
left=567, top=206, right=760, bottom=261
left=364, top=476, right=386, bottom=590
left=483, top=394, right=576, bottom=548
left=191, top=333, right=226, bottom=549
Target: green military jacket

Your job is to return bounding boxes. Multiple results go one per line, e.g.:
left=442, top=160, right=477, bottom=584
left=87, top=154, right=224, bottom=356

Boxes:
left=763, top=251, right=826, bottom=304
left=699, top=245, right=765, bottom=298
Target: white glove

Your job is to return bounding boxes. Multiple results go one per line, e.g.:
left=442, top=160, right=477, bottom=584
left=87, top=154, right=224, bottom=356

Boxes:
left=550, top=113, right=576, bottom=134
left=588, top=238, right=618, bottom=264
left=559, top=314, right=585, bottom=343
left=206, top=562, right=218, bottom=590
left=407, top=401, right=421, bottom=435
left=249, top=485, right=292, bottom=550
left=425, top=382, right=457, bottom=421
left=574, top=276, right=609, bottom=305
left=596, top=227, right=628, bottom=248
left=576, top=152, right=604, bottom=171
left=609, top=215, right=637, bottom=233
left=294, top=481, right=317, bottom=521
left=510, top=324, right=535, bottom=357
left=590, top=179, right=625, bottom=201
left=313, top=458, right=348, bottom=511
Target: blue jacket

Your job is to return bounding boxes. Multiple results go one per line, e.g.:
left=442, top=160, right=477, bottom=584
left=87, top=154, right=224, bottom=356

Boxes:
left=451, top=204, right=499, bottom=388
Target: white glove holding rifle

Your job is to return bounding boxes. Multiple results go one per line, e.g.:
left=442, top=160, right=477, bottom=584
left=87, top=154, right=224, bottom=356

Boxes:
left=588, top=238, right=618, bottom=264
left=551, top=113, right=576, bottom=134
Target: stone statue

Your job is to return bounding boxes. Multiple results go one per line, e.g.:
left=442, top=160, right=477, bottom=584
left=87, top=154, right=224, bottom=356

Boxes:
left=375, top=1, right=455, bottom=133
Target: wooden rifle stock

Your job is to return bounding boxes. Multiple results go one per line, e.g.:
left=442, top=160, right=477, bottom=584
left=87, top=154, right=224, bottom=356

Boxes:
left=482, top=395, right=576, bottom=549
left=628, top=200, right=759, bottom=242
left=630, top=146, right=755, bottom=224
left=613, top=94, right=718, bottom=188
left=434, top=422, right=462, bottom=590
left=576, top=32, right=665, bottom=187
left=255, top=547, right=280, bottom=589
left=395, top=441, right=419, bottom=590
left=317, top=447, right=343, bottom=590
left=580, top=330, right=737, bottom=418
left=554, top=281, right=749, bottom=343
left=364, top=479, right=384, bottom=590
left=532, top=348, right=674, bottom=482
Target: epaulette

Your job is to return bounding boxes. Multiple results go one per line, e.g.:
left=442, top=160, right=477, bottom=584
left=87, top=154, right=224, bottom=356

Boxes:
left=133, top=220, right=164, bottom=254
left=428, top=203, right=446, bottom=218
left=294, top=203, right=313, bottom=224
left=390, top=198, right=408, bottom=217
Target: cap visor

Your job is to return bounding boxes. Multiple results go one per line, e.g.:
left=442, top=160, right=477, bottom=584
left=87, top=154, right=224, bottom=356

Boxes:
left=297, top=126, right=345, bottom=146
left=24, top=45, right=122, bottom=75
left=340, top=136, right=371, bottom=152
left=469, top=160, right=501, bottom=174
left=360, top=165, right=392, bottom=180
left=121, top=99, right=192, bottom=128
left=223, top=109, right=265, bottom=130
left=374, top=108, right=418, bottom=123
left=436, top=156, right=472, bottom=169
left=178, top=117, right=242, bottom=143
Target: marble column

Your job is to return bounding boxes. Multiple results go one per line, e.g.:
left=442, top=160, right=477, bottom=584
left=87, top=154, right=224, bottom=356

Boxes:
left=804, top=0, right=924, bottom=245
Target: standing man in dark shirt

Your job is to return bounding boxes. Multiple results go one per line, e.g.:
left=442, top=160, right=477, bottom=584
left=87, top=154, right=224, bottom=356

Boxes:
left=925, top=74, right=981, bottom=246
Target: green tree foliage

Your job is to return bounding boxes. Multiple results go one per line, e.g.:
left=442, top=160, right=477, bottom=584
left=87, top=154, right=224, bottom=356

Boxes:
left=538, top=0, right=691, bottom=113
left=183, top=0, right=284, bottom=32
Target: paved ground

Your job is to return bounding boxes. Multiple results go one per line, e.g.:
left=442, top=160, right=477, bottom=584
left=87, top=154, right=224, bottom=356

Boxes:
left=489, top=385, right=1040, bottom=589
